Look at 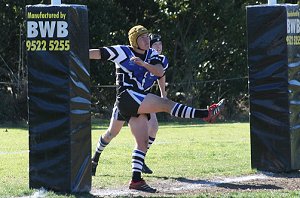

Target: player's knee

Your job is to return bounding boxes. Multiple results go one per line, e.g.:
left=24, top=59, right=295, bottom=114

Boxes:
left=160, top=98, right=172, bottom=112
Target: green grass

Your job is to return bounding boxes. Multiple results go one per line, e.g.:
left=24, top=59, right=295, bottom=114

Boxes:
left=0, top=121, right=299, bottom=197
left=91, top=122, right=254, bottom=189
left=0, top=128, right=32, bottom=197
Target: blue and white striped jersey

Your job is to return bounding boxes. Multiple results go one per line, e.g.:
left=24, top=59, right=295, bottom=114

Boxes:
left=100, top=45, right=162, bottom=93
left=143, top=54, right=169, bottom=91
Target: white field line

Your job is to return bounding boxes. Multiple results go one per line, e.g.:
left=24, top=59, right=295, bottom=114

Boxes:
left=91, top=188, right=139, bottom=197
left=20, top=174, right=272, bottom=197
left=0, top=150, right=29, bottom=155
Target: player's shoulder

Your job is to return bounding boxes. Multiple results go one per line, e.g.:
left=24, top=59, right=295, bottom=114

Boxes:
left=105, top=44, right=129, bottom=49
left=102, top=45, right=132, bottom=55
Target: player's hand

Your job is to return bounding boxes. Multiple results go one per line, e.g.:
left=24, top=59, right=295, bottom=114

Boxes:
left=130, top=56, right=145, bottom=67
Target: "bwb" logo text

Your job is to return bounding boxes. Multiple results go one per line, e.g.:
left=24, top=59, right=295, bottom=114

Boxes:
left=27, top=21, right=68, bottom=38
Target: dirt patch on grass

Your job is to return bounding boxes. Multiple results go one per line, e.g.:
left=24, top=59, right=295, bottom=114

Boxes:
left=91, top=171, right=300, bottom=197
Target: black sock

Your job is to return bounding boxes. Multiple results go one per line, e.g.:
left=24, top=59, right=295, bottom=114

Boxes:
left=147, top=136, right=155, bottom=150
left=132, top=171, right=142, bottom=182
left=194, top=109, right=208, bottom=118
left=92, top=136, right=109, bottom=163
left=92, top=152, right=100, bottom=163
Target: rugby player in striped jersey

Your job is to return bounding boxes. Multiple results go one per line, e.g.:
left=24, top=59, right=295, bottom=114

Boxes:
left=90, top=25, right=225, bottom=193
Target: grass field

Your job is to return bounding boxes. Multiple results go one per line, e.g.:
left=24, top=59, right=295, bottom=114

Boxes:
left=0, top=121, right=299, bottom=197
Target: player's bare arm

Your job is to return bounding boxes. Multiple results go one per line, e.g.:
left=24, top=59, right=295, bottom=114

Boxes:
left=158, top=75, right=167, bottom=98
left=130, top=56, right=164, bottom=77
left=89, top=49, right=101, bottom=59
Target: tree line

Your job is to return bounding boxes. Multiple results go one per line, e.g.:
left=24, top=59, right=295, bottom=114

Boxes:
left=0, top=0, right=291, bottom=122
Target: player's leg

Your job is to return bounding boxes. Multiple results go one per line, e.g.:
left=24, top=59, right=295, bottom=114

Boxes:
left=91, top=106, right=125, bottom=176
left=142, top=113, right=158, bottom=174
left=128, top=115, right=156, bottom=193
left=138, top=93, right=225, bottom=123
left=129, top=115, right=149, bottom=153
left=147, top=113, right=159, bottom=139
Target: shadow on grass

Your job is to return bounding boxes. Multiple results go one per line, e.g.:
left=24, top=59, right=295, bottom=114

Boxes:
left=175, top=177, right=282, bottom=190
left=148, top=175, right=282, bottom=191
left=28, top=189, right=103, bottom=198
left=260, top=170, right=300, bottom=179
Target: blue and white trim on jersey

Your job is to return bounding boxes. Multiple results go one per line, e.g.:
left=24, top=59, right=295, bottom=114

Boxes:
left=102, top=45, right=160, bottom=92
left=111, top=105, right=120, bottom=121
left=126, top=89, right=147, bottom=105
